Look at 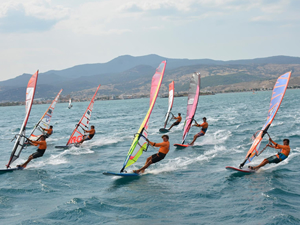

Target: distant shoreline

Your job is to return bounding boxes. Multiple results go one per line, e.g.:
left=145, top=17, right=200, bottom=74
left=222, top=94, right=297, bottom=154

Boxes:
left=1, top=87, right=299, bottom=107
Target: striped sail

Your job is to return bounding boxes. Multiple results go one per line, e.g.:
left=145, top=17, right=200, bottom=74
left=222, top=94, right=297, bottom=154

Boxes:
left=6, top=71, right=39, bottom=168
left=240, top=71, right=291, bottom=168
left=121, top=61, right=167, bottom=172
left=66, top=85, right=100, bottom=146
left=29, top=89, right=63, bottom=141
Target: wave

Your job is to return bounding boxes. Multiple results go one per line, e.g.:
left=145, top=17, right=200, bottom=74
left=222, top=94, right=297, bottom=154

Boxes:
left=145, top=145, right=227, bottom=175
left=89, top=137, right=120, bottom=147
left=195, top=130, right=232, bottom=146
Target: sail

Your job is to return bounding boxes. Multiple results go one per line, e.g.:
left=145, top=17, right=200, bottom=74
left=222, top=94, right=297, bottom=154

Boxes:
left=6, top=71, right=39, bottom=168
left=240, top=71, right=291, bottom=167
left=28, top=89, right=63, bottom=141
left=163, top=81, right=174, bottom=128
left=121, top=61, right=167, bottom=172
left=66, top=85, right=100, bottom=146
left=68, top=98, right=72, bottom=109
left=182, top=73, right=200, bottom=144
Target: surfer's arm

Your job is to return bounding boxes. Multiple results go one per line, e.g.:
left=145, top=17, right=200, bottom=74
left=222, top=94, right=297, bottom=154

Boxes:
left=148, top=141, right=155, bottom=147
left=152, top=142, right=168, bottom=147
left=274, top=144, right=288, bottom=150
left=270, top=139, right=278, bottom=147
left=30, top=140, right=39, bottom=146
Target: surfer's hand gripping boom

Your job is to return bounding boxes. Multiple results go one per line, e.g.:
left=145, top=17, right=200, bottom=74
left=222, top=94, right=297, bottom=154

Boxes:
left=239, top=131, right=272, bottom=168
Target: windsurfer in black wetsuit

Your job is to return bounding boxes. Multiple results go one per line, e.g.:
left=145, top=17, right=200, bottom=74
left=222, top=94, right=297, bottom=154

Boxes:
left=79, top=125, right=95, bottom=144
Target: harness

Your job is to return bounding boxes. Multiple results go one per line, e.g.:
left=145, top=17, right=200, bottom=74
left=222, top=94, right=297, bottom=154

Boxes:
left=277, top=150, right=288, bottom=161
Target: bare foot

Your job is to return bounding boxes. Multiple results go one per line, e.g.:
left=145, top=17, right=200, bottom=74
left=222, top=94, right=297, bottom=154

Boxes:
left=248, top=166, right=256, bottom=170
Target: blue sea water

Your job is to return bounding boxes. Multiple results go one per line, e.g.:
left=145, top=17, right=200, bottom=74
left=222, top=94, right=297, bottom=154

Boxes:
left=0, top=89, right=299, bottom=225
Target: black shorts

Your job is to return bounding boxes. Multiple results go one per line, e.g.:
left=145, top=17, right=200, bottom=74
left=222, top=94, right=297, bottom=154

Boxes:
left=151, top=152, right=166, bottom=164
left=266, top=155, right=280, bottom=164
left=173, top=121, right=180, bottom=126
left=31, top=149, right=45, bottom=159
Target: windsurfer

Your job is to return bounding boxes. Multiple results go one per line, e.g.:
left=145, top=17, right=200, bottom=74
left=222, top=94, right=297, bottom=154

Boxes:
left=18, top=135, right=47, bottom=168
left=42, top=125, right=53, bottom=138
left=249, top=138, right=290, bottom=170
left=189, top=117, right=208, bottom=145
left=79, top=125, right=95, bottom=144
left=133, top=135, right=170, bottom=174
left=168, top=113, right=182, bottom=130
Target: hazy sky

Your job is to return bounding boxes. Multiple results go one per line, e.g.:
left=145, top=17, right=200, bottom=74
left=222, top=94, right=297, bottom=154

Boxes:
left=0, top=0, right=299, bottom=81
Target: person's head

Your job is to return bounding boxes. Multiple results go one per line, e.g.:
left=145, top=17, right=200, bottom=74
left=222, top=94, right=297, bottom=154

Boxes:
left=203, top=117, right=207, bottom=122
left=178, top=113, right=181, bottom=116
left=161, top=135, right=169, bottom=142
left=50, top=125, right=53, bottom=129
left=40, top=135, right=46, bottom=141
left=283, top=139, right=289, bottom=145
left=91, top=125, right=95, bottom=129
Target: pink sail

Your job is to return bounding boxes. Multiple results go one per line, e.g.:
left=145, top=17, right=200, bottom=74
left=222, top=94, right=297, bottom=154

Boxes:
left=182, top=73, right=200, bottom=144
left=7, top=71, right=39, bottom=168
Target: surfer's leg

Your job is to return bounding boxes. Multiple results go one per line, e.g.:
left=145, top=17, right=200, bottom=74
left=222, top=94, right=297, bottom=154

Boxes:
left=189, top=135, right=198, bottom=145
left=168, top=124, right=174, bottom=130
left=140, top=161, right=152, bottom=174
left=134, top=156, right=153, bottom=174
left=190, top=132, right=204, bottom=145
left=169, top=121, right=179, bottom=130
left=252, top=158, right=269, bottom=170
left=79, top=135, right=88, bottom=144
left=21, top=155, right=33, bottom=168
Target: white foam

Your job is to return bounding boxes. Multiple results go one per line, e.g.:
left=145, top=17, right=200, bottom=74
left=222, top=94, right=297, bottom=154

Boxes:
left=145, top=145, right=226, bottom=175
left=27, top=152, right=69, bottom=168
left=65, top=146, right=94, bottom=155
left=90, top=137, right=119, bottom=147
left=271, top=121, right=284, bottom=127
left=195, top=130, right=231, bottom=146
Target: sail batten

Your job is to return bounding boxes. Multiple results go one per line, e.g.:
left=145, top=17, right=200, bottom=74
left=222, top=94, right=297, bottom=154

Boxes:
left=28, top=89, right=62, bottom=141
left=6, top=70, right=39, bottom=168
left=66, top=85, right=100, bottom=146
left=121, top=61, right=166, bottom=172
left=240, top=71, right=291, bottom=167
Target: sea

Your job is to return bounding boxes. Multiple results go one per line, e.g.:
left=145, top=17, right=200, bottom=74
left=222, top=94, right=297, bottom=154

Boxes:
left=0, top=89, right=299, bottom=225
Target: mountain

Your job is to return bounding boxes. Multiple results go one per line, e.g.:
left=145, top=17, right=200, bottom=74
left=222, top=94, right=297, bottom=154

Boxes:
left=0, top=54, right=300, bottom=102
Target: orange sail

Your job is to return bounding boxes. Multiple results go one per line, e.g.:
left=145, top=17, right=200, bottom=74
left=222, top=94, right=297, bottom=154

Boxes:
left=239, top=71, right=291, bottom=168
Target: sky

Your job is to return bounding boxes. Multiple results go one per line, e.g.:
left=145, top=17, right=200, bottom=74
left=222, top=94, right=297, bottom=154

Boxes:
left=0, top=0, right=299, bottom=81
